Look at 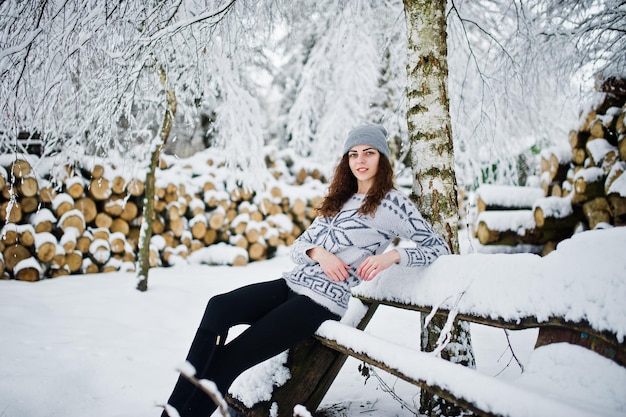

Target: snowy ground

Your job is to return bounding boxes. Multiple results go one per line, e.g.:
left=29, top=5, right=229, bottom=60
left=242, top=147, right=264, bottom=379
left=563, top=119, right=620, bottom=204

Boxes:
left=1, top=228, right=624, bottom=417
left=0, top=254, right=534, bottom=417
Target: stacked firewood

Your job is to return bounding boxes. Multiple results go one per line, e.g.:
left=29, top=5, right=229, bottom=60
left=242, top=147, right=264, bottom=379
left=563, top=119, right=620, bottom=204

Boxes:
left=0, top=147, right=326, bottom=281
left=533, top=78, right=626, bottom=253
left=476, top=78, right=626, bottom=255
left=473, top=184, right=547, bottom=252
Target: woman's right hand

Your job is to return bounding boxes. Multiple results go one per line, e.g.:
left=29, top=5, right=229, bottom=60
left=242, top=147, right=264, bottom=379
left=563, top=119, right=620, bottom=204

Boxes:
left=307, top=247, right=351, bottom=282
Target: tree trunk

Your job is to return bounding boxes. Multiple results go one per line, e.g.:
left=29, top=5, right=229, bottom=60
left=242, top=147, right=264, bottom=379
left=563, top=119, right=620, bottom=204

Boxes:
left=403, top=1, right=475, bottom=415
left=136, top=67, right=177, bottom=292
left=403, top=0, right=458, bottom=250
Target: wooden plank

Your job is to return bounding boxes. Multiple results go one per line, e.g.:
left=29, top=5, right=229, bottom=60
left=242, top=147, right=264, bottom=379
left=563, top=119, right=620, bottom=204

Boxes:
left=315, top=335, right=500, bottom=417
left=311, top=321, right=602, bottom=417
left=356, top=295, right=625, bottom=367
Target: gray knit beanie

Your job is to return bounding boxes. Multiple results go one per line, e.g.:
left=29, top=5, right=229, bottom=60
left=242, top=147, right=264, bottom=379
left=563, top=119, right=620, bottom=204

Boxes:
left=342, top=124, right=390, bottom=159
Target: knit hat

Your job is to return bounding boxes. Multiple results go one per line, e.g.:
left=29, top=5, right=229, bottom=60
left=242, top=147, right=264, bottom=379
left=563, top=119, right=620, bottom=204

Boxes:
left=342, top=124, right=390, bottom=159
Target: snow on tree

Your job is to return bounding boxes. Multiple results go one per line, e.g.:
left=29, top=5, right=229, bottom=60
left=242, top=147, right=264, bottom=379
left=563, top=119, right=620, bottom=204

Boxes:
left=0, top=0, right=276, bottom=184
left=4, top=1, right=622, bottom=195
left=446, top=0, right=625, bottom=188
left=272, top=1, right=408, bottom=170
left=0, top=0, right=284, bottom=289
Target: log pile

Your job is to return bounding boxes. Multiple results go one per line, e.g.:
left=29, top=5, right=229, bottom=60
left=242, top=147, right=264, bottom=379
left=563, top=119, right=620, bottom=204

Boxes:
left=473, top=184, right=547, bottom=251
left=533, top=79, right=626, bottom=254
left=0, top=147, right=326, bottom=281
left=475, top=78, right=626, bottom=255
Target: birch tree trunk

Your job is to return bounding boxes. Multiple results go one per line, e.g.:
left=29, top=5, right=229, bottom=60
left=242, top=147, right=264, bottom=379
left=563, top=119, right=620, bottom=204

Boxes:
left=403, top=1, right=475, bottom=415
left=137, top=68, right=177, bottom=292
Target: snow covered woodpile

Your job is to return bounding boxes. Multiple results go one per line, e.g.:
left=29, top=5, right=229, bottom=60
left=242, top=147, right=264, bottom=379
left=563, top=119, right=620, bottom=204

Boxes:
left=473, top=183, right=575, bottom=254
left=475, top=80, right=626, bottom=255
left=0, top=146, right=327, bottom=281
left=473, top=184, right=548, bottom=251
left=534, top=81, right=626, bottom=246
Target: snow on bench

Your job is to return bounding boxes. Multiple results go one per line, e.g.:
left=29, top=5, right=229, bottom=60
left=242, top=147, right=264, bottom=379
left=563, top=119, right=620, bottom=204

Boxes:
left=231, top=227, right=626, bottom=416
left=352, top=227, right=626, bottom=351
left=322, top=227, right=626, bottom=416
left=315, top=321, right=625, bottom=417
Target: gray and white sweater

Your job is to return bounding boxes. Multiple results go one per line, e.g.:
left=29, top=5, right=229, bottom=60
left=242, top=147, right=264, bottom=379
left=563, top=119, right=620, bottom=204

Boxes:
left=283, top=189, right=450, bottom=317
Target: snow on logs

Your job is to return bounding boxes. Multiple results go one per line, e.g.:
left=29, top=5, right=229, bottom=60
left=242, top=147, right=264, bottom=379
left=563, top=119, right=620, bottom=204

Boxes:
left=476, top=81, right=626, bottom=254
left=548, top=85, right=626, bottom=229
left=0, top=149, right=326, bottom=281
left=475, top=185, right=550, bottom=249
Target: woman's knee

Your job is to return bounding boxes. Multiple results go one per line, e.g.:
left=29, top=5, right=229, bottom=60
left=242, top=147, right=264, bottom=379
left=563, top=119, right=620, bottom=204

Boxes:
left=198, top=294, right=231, bottom=333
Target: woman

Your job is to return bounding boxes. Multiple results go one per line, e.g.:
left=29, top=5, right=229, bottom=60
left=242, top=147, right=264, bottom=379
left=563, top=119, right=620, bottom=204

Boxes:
left=162, top=124, right=450, bottom=417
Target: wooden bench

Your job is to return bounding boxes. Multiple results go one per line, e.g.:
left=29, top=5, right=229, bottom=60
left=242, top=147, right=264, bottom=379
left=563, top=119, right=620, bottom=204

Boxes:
left=229, top=228, right=626, bottom=417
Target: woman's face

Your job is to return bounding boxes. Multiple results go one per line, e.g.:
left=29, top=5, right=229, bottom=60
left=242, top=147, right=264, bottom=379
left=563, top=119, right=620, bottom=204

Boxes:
left=348, top=145, right=380, bottom=192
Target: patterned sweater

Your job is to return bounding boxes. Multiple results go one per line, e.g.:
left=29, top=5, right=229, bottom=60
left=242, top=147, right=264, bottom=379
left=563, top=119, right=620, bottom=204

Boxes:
left=283, top=189, right=450, bottom=317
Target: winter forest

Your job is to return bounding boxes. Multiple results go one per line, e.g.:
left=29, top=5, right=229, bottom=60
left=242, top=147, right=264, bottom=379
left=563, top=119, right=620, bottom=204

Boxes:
left=3, top=1, right=624, bottom=188
left=1, top=1, right=626, bottom=417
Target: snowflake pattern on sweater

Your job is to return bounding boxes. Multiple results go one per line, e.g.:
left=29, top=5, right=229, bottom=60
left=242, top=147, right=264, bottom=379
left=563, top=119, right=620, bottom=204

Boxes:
left=283, top=189, right=450, bottom=316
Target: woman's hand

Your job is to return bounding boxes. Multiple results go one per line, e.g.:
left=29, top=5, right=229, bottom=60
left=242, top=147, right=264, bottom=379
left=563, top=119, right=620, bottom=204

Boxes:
left=356, top=250, right=400, bottom=281
left=307, top=247, right=351, bottom=282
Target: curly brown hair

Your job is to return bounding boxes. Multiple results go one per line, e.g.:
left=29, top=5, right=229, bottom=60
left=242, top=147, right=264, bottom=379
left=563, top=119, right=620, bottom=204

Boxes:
left=317, top=153, right=395, bottom=218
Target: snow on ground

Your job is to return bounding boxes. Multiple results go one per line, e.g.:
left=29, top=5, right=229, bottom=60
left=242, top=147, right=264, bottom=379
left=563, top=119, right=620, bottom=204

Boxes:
left=1, top=227, right=625, bottom=417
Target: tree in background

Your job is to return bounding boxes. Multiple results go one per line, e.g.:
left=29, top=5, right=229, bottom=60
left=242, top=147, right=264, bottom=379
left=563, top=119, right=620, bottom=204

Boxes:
left=137, top=66, right=177, bottom=291
left=268, top=0, right=626, bottom=195
left=273, top=1, right=406, bottom=168
left=446, top=0, right=625, bottom=188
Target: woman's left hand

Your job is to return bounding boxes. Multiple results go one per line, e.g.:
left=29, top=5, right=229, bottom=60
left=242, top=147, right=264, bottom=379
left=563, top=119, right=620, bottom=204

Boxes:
left=356, top=250, right=400, bottom=281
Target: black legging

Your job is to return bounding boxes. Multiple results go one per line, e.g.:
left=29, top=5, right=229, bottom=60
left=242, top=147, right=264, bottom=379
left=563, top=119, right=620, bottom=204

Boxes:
left=177, top=278, right=340, bottom=416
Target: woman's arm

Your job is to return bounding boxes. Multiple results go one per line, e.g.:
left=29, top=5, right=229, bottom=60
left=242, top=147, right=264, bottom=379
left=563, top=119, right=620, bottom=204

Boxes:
left=290, top=217, right=351, bottom=281
left=356, top=194, right=450, bottom=280
left=355, top=249, right=400, bottom=281
left=289, top=219, right=322, bottom=265
left=396, top=212, right=451, bottom=267
left=307, top=247, right=351, bottom=282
